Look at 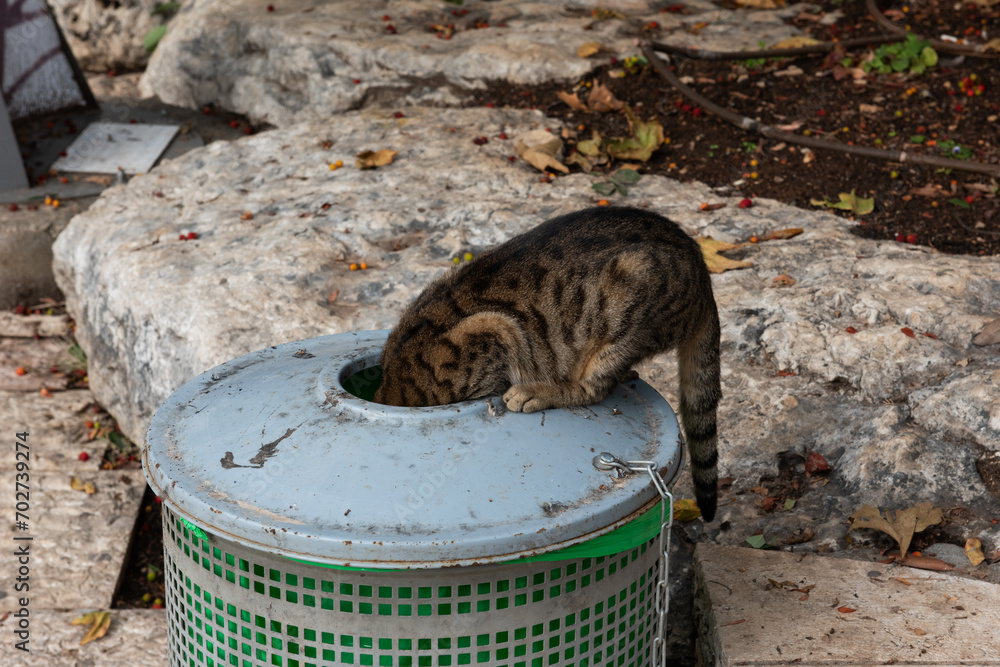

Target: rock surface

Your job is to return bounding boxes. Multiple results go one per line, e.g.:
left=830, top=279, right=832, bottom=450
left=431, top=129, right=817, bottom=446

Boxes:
left=50, top=0, right=163, bottom=72
left=52, top=105, right=1000, bottom=662
left=0, top=470, right=146, bottom=612
left=139, top=0, right=805, bottom=126
left=1, top=610, right=167, bottom=666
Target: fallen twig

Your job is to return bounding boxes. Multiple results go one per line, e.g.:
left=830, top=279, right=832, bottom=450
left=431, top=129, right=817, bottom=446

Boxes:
left=641, top=43, right=1000, bottom=179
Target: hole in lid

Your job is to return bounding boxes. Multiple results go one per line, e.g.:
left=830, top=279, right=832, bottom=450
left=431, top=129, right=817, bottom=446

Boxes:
left=340, top=364, right=383, bottom=402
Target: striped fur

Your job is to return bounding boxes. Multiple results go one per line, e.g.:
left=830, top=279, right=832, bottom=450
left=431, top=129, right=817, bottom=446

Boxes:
left=374, top=207, right=721, bottom=520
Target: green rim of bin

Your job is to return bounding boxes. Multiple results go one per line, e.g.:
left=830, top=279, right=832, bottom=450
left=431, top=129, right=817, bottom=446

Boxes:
left=286, top=500, right=667, bottom=571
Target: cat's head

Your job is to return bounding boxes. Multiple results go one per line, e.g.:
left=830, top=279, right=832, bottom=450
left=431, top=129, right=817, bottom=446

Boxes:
left=373, top=312, right=518, bottom=407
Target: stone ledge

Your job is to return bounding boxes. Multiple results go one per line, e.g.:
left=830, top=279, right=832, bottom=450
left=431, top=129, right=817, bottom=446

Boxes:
left=694, top=543, right=1000, bottom=666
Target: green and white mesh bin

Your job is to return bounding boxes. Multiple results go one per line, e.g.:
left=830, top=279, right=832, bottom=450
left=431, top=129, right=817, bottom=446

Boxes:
left=143, top=330, right=684, bottom=667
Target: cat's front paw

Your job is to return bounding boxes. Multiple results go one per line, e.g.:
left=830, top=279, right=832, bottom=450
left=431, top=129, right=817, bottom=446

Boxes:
left=503, top=384, right=554, bottom=413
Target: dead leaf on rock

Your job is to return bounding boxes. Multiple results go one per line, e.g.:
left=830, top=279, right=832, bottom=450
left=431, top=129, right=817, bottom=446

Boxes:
left=984, top=37, right=1000, bottom=52
left=972, top=316, right=1000, bottom=346
left=557, top=91, right=589, bottom=112
left=70, top=477, right=97, bottom=495
left=355, top=149, right=398, bottom=170
left=576, top=41, right=607, bottom=58
left=758, top=228, right=804, bottom=241
left=587, top=82, right=624, bottom=113
left=71, top=611, right=111, bottom=645
left=965, top=538, right=986, bottom=566
left=515, top=130, right=569, bottom=174
left=912, top=628, right=927, bottom=636
left=672, top=498, right=702, bottom=522
left=848, top=502, right=944, bottom=559
left=782, top=526, right=815, bottom=545
left=772, top=274, right=796, bottom=287
left=736, top=0, right=785, bottom=8
left=696, top=237, right=752, bottom=274
left=901, top=554, right=955, bottom=571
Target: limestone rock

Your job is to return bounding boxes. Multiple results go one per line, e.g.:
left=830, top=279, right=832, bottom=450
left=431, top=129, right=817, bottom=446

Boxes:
left=138, top=0, right=805, bottom=126
left=50, top=0, right=163, bottom=72
left=52, top=107, right=1000, bottom=526
left=0, top=390, right=100, bottom=472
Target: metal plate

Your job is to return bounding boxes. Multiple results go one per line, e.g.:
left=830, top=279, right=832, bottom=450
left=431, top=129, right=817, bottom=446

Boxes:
left=144, top=330, right=683, bottom=568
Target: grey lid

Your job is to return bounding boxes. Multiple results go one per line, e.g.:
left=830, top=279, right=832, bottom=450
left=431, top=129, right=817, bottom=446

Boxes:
left=143, top=330, right=683, bottom=569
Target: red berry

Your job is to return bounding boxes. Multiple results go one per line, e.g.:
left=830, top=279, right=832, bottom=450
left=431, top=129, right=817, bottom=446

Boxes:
left=244, top=126, right=252, bottom=134
left=179, top=234, right=187, bottom=241
left=508, top=156, right=516, bottom=162
left=845, top=326, right=857, bottom=334
left=394, top=111, right=404, bottom=118
left=187, top=232, right=198, bottom=240
left=498, top=133, right=508, bottom=140
left=965, top=195, right=974, bottom=204
left=906, top=234, right=917, bottom=244
left=382, top=14, right=390, bottom=20
left=203, top=107, right=212, bottom=115
left=386, top=25, right=396, bottom=34
left=816, top=109, right=827, bottom=117
left=78, top=452, right=90, bottom=461
left=8, top=204, right=17, bottom=211
left=229, top=120, right=240, bottom=128
left=609, top=57, right=618, bottom=64
left=895, top=234, right=905, bottom=242
left=485, top=103, right=495, bottom=108
left=267, top=4, right=274, bottom=11
left=155, top=496, right=163, bottom=503
left=14, top=305, right=27, bottom=314
left=352, top=78, right=361, bottom=84
left=738, top=198, right=752, bottom=209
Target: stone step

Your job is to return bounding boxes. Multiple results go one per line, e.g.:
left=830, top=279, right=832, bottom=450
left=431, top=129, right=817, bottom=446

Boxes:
left=0, top=470, right=146, bottom=612
left=694, top=543, right=1000, bottom=666
left=1, top=609, right=167, bottom=666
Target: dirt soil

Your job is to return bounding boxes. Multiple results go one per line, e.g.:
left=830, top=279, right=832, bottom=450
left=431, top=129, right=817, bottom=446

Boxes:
left=474, top=0, right=1000, bottom=256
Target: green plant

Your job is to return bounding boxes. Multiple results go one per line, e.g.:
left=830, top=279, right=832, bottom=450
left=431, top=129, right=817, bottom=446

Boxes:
left=863, top=34, right=937, bottom=75
left=592, top=169, right=641, bottom=197
left=743, top=41, right=768, bottom=70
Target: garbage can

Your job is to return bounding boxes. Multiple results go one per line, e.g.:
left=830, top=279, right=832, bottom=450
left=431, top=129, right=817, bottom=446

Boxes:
left=144, top=330, right=684, bottom=667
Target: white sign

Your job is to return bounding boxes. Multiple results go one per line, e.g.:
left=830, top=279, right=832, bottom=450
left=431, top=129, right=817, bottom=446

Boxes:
left=52, top=122, right=181, bottom=175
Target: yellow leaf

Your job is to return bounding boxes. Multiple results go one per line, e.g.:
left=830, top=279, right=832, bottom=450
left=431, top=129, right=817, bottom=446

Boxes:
left=71, top=611, right=112, bottom=645
left=772, top=36, right=821, bottom=49
left=983, top=38, right=1000, bottom=52
left=556, top=91, right=589, bottom=112
left=965, top=538, right=985, bottom=566
left=564, top=151, right=594, bottom=172
left=606, top=106, right=664, bottom=162
left=355, top=149, right=398, bottom=170
left=71, top=477, right=97, bottom=494
left=587, top=82, right=624, bottom=113
left=696, top=237, right=752, bottom=274
left=673, top=499, right=702, bottom=522
left=576, top=42, right=607, bottom=58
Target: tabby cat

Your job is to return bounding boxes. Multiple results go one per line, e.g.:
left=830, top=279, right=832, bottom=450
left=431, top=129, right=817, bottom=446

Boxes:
left=373, top=207, right=721, bottom=520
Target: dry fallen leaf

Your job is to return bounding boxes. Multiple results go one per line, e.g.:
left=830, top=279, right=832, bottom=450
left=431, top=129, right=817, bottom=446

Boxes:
left=772, top=36, right=821, bottom=49
left=355, top=149, right=398, bottom=170
left=910, top=183, right=949, bottom=197
left=965, top=538, right=986, bottom=566
left=576, top=41, right=607, bottom=58
left=912, top=628, right=927, bottom=636
left=556, top=91, right=589, bottom=112
left=758, top=228, right=804, bottom=241
left=606, top=106, right=664, bottom=162
left=901, top=554, right=955, bottom=571
left=71, top=611, right=111, bottom=645
left=772, top=274, right=796, bottom=287
left=587, top=82, right=624, bottom=113
left=515, top=130, right=569, bottom=174
left=697, top=237, right=752, bottom=274
left=70, top=477, right=97, bottom=495
left=972, top=316, right=1000, bottom=346
left=848, top=502, right=944, bottom=559
left=891, top=576, right=911, bottom=585
left=837, top=606, right=856, bottom=613
left=782, top=526, right=815, bottom=545
left=672, top=498, right=702, bottom=522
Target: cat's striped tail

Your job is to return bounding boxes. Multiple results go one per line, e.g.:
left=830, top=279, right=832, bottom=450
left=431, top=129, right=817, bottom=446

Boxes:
left=677, top=308, right=722, bottom=522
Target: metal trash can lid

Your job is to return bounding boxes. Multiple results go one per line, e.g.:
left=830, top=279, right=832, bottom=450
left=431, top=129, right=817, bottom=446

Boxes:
left=143, top=330, right=683, bottom=569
